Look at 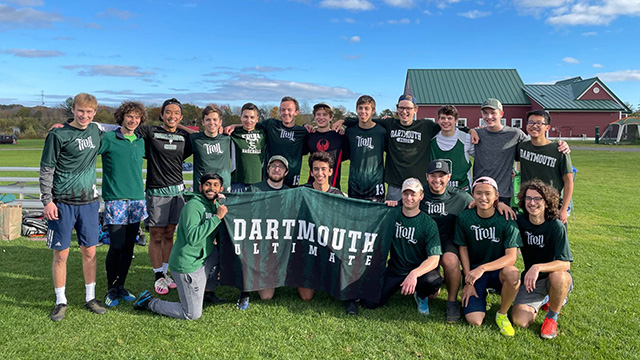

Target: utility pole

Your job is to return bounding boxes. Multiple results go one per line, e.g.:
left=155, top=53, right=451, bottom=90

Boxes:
left=41, top=90, right=45, bottom=106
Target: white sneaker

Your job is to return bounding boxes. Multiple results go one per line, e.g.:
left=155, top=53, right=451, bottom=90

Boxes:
left=154, top=277, right=169, bottom=295
left=164, top=274, right=177, bottom=289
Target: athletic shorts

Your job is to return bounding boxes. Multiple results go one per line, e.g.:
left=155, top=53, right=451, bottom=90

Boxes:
left=386, top=185, right=402, bottom=201
left=514, top=274, right=574, bottom=312
left=145, top=194, right=185, bottom=228
left=46, top=201, right=100, bottom=250
left=104, top=200, right=148, bottom=225
left=463, top=269, right=502, bottom=315
left=441, top=236, right=459, bottom=257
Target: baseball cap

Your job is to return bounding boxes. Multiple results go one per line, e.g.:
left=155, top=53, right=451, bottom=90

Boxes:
left=472, top=176, right=498, bottom=192
left=481, top=98, right=503, bottom=111
left=398, top=94, right=417, bottom=106
left=401, top=177, right=424, bottom=193
left=268, top=155, right=289, bottom=170
left=427, top=159, right=451, bottom=174
left=161, top=98, right=183, bottom=116
left=313, top=102, right=332, bottom=112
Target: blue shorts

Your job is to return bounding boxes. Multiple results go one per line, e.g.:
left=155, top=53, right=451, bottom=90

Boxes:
left=46, top=201, right=100, bottom=250
left=104, top=200, right=148, bottom=225
left=463, top=270, right=503, bottom=314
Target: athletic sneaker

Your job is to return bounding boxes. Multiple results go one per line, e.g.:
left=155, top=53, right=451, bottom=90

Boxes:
left=540, top=317, right=558, bottom=339
left=237, top=295, right=250, bottom=310
left=414, top=293, right=430, bottom=315
left=345, top=300, right=359, bottom=315
left=50, top=303, right=67, bottom=322
left=495, top=313, right=515, bottom=337
left=164, top=274, right=177, bottom=289
left=118, top=288, right=136, bottom=302
left=133, top=290, right=153, bottom=310
left=104, top=289, right=119, bottom=308
left=540, top=295, right=550, bottom=312
left=154, top=277, right=169, bottom=295
left=85, top=299, right=107, bottom=315
left=446, top=300, right=461, bottom=323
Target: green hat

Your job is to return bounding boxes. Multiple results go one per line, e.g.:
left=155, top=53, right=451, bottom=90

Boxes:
left=268, top=155, right=289, bottom=170
left=481, top=98, right=503, bottom=111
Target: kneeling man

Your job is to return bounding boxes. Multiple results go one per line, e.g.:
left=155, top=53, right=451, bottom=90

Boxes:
left=134, top=173, right=227, bottom=320
left=512, top=180, right=573, bottom=339
left=455, top=177, right=522, bottom=336
left=362, top=178, right=442, bottom=315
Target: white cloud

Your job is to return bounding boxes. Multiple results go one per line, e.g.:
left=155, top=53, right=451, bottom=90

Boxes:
left=349, top=35, right=361, bottom=42
left=5, top=48, right=64, bottom=57
left=240, top=66, right=294, bottom=72
left=593, top=63, right=603, bottom=68
left=582, top=31, right=597, bottom=36
left=386, top=18, right=411, bottom=24
left=319, top=0, right=374, bottom=11
left=344, top=54, right=364, bottom=60
left=96, top=8, right=134, bottom=20
left=382, top=0, right=414, bottom=8
left=458, top=10, right=491, bottom=19
left=0, top=4, right=64, bottom=29
left=62, top=65, right=154, bottom=77
left=547, top=0, right=640, bottom=26
left=345, top=17, right=356, bottom=23
left=596, top=70, right=640, bottom=82
left=423, top=9, right=431, bottom=15
left=562, top=56, right=580, bottom=64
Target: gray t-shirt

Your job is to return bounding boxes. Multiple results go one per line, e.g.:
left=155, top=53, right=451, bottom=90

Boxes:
left=472, top=126, right=527, bottom=198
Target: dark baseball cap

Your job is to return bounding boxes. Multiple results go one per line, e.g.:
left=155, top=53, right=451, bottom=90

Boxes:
left=427, top=159, right=451, bottom=174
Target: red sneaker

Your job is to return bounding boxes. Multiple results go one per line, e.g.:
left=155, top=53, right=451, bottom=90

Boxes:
left=540, top=317, right=558, bottom=339
left=541, top=302, right=550, bottom=312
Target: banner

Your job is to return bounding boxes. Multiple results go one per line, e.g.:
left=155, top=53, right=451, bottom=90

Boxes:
left=219, top=187, right=395, bottom=302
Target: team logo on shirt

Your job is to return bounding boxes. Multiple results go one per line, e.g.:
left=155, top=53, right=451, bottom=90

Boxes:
left=390, top=129, right=421, bottom=144
left=280, top=129, right=295, bottom=141
left=395, top=222, right=417, bottom=244
left=76, top=137, right=96, bottom=151
left=316, top=139, right=330, bottom=152
left=241, top=133, right=262, bottom=154
left=203, top=143, right=224, bottom=155
left=423, top=201, right=448, bottom=216
left=519, top=149, right=557, bottom=168
left=356, top=136, right=374, bottom=150
left=525, top=231, right=545, bottom=248
left=470, top=225, right=500, bottom=243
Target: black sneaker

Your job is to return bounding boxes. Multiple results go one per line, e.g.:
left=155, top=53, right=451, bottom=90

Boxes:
left=133, top=290, right=153, bottom=311
left=50, top=303, right=67, bottom=322
left=85, top=299, right=107, bottom=315
left=446, top=300, right=461, bottom=323
left=345, top=300, right=359, bottom=315
left=203, top=292, right=226, bottom=304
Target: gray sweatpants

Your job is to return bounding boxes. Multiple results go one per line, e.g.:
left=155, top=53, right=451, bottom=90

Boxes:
left=148, top=248, right=219, bottom=320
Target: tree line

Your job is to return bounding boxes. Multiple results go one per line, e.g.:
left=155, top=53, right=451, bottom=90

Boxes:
left=0, top=98, right=395, bottom=139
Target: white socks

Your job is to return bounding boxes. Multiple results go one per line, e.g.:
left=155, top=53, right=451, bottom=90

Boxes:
left=85, top=282, right=96, bottom=302
left=54, top=287, right=67, bottom=305
left=161, top=262, right=169, bottom=275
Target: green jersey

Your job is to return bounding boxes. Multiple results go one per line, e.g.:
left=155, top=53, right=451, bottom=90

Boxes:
left=169, top=193, right=222, bottom=274
left=516, top=215, right=573, bottom=280
left=430, top=130, right=473, bottom=191
left=257, top=118, right=308, bottom=187
left=454, top=209, right=521, bottom=270
left=191, top=132, right=232, bottom=191
left=344, top=117, right=440, bottom=187
left=387, top=208, right=442, bottom=276
left=40, top=122, right=102, bottom=205
left=344, top=123, right=387, bottom=199
left=420, top=187, right=473, bottom=245
left=517, top=141, right=572, bottom=196
left=98, top=129, right=145, bottom=201
left=247, top=181, right=289, bottom=192
left=230, top=127, right=266, bottom=184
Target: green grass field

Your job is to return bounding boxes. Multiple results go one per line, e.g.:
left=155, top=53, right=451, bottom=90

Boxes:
left=1, top=140, right=639, bottom=359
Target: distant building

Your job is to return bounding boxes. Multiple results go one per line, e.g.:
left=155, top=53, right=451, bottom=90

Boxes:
left=404, top=69, right=630, bottom=137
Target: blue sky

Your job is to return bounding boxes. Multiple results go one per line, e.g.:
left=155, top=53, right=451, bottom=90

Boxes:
left=1, top=0, right=639, bottom=113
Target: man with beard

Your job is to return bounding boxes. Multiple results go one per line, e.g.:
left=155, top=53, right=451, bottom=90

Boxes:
left=134, top=173, right=227, bottom=320
left=247, top=156, right=289, bottom=192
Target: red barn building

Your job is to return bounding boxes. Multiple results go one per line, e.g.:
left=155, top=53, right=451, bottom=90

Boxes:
left=404, top=69, right=630, bottom=137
